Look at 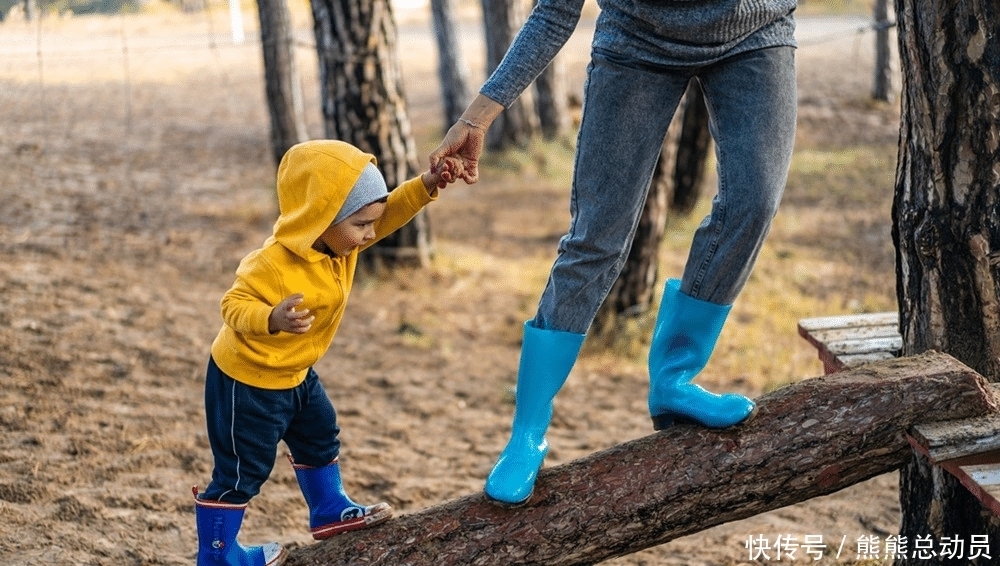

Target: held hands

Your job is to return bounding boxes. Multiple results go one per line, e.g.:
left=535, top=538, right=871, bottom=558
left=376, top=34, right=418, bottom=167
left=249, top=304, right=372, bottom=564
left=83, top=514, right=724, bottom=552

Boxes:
left=421, top=155, right=466, bottom=191
left=428, top=95, right=504, bottom=184
left=429, top=119, right=484, bottom=184
left=268, top=293, right=314, bottom=334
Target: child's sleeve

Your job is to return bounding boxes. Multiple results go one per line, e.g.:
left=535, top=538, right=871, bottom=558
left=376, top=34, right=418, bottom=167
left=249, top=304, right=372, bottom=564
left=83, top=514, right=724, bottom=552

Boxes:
left=219, top=253, right=283, bottom=336
left=363, top=177, right=438, bottom=250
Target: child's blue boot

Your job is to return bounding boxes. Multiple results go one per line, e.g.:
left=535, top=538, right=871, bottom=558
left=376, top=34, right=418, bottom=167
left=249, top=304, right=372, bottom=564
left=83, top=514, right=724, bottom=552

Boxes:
left=193, top=487, right=286, bottom=566
left=648, top=279, right=755, bottom=430
left=485, top=321, right=585, bottom=505
left=288, top=456, right=392, bottom=539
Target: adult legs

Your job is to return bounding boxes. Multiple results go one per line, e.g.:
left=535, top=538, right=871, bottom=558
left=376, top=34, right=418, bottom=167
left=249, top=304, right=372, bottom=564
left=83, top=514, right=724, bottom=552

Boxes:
left=682, top=46, right=797, bottom=304
left=647, top=46, right=797, bottom=430
left=485, top=50, right=691, bottom=504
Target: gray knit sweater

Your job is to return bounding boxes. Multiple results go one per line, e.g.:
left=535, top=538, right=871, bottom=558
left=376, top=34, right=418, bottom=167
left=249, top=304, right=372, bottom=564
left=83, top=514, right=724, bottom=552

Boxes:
left=481, top=0, right=798, bottom=108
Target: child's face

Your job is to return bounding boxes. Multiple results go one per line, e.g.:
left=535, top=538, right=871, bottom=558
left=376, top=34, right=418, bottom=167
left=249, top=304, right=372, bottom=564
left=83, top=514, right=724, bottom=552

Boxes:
left=314, top=201, right=387, bottom=256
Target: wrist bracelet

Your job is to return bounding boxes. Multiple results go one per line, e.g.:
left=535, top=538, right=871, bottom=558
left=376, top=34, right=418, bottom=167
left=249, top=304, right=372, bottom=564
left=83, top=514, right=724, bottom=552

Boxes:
left=459, top=118, right=486, bottom=131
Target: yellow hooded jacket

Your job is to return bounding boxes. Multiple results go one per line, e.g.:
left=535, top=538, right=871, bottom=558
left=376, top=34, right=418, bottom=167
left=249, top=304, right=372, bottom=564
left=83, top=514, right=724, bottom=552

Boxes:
left=210, top=140, right=437, bottom=390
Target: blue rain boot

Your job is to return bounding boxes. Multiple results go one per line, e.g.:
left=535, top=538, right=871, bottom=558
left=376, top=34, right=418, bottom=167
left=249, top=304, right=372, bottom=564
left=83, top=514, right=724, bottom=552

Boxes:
left=288, top=456, right=392, bottom=540
left=648, top=279, right=755, bottom=430
left=484, top=321, right=585, bottom=505
left=193, top=487, right=286, bottom=566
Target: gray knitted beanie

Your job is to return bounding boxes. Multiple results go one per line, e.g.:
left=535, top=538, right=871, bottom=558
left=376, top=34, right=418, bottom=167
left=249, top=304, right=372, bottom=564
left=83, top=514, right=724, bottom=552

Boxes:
left=334, top=162, right=389, bottom=224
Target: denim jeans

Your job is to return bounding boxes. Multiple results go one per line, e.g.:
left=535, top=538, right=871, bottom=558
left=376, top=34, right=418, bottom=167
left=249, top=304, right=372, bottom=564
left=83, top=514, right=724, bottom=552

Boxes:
left=202, top=357, right=342, bottom=504
left=533, top=46, right=797, bottom=334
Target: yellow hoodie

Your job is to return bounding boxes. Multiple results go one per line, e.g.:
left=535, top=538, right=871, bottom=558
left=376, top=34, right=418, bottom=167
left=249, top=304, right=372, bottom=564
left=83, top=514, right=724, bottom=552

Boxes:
left=210, top=140, right=436, bottom=390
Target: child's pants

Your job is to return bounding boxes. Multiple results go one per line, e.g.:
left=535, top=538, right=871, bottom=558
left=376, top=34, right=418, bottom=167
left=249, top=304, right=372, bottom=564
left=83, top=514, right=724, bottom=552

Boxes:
left=532, top=46, right=798, bottom=334
left=201, top=357, right=341, bottom=504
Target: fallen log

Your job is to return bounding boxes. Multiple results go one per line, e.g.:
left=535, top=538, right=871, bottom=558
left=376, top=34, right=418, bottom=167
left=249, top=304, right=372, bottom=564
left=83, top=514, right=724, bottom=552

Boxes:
left=286, top=351, right=998, bottom=566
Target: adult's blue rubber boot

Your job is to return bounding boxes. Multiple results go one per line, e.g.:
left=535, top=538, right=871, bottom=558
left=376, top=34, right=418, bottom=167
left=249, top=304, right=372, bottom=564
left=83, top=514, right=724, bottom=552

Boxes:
left=485, top=321, right=585, bottom=505
left=648, top=279, right=755, bottom=430
left=288, top=456, right=392, bottom=540
left=193, top=488, right=286, bottom=566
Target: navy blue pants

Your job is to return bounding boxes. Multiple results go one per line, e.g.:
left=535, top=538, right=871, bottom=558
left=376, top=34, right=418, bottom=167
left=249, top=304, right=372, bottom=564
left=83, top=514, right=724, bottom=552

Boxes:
left=201, top=357, right=341, bottom=504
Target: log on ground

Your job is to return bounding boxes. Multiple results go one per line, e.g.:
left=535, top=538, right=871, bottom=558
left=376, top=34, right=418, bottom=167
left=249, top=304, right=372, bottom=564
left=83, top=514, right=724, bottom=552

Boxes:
left=285, top=351, right=998, bottom=566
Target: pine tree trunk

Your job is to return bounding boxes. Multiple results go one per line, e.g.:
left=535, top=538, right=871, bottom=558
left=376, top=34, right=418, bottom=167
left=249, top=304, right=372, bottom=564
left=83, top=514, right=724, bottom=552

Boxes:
left=257, top=0, right=308, bottom=165
left=592, top=82, right=709, bottom=341
left=431, top=0, right=471, bottom=130
left=591, top=128, right=673, bottom=340
left=893, top=0, right=1000, bottom=562
left=534, top=57, right=569, bottom=140
left=532, top=0, right=569, bottom=141
left=283, top=353, right=995, bottom=566
left=23, top=0, right=37, bottom=21
left=481, top=0, right=537, bottom=150
left=671, top=80, right=710, bottom=215
left=311, top=0, right=431, bottom=267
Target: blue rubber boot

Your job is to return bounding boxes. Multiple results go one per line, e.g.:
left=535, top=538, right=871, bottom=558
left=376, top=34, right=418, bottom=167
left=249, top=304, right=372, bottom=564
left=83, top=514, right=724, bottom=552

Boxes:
left=648, top=279, right=755, bottom=430
left=288, top=456, right=392, bottom=540
left=485, top=321, right=585, bottom=505
left=193, top=488, right=286, bottom=566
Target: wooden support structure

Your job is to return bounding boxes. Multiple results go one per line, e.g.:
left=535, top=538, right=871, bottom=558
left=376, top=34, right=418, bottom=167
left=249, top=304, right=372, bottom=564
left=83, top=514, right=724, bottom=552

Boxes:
left=798, top=311, right=901, bottom=374
left=909, top=413, right=1000, bottom=518
left=285, top=352, right=997, bottom=566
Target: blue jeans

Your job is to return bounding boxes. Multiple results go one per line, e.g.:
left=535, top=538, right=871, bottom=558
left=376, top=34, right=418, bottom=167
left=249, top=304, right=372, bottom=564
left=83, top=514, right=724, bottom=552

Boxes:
left=201, top=357, right=342, bottom=504
left=533, top=46, right=797, bottom=334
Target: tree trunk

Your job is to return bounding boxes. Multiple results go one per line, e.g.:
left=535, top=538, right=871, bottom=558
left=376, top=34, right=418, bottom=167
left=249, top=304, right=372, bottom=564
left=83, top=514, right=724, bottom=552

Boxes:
left=23, top=0, right=37, bottom=21
left=592, top=81, right=709, bottom=341
left=430, top=0, right=471, bottom=130
left=590, top=127, right=672, bottom=342
left=871, top=0, right=894, bottom=102
left=257, top=0, right=308, bottom=165
left=893, top=0, right=1000, bottom=562
left=311, top=0, right=431, bottom=267
left=481, top=0, right=538, bottom=150
left=671, top=80, right=711, bottom=215
left=531, top=0, right=570, bottom=141
left=534, top=57, right=570, bottom=140
left=283, top=352, right=996, bottom=566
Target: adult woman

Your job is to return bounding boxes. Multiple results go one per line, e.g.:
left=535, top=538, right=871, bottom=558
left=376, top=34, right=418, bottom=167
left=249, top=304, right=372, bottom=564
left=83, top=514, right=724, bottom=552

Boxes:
left=430, top=0, right=798, bottom=505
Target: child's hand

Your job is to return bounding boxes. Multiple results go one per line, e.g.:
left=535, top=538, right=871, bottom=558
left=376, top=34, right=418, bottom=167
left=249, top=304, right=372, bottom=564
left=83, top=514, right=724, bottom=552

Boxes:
left=268, top=293, right=314, bottom=334
left=421, top=156, right=466, bottom=191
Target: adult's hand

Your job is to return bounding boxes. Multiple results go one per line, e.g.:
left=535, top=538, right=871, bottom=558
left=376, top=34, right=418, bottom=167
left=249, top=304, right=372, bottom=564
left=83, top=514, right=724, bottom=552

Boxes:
left=429, top=94, right=504, bottom=184
left=429, top=121, right=485, bottom=184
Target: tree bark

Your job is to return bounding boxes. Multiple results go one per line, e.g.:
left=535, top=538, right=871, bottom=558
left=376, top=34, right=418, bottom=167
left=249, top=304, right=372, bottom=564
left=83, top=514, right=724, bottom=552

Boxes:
left=257, top=0, right=308, bottom=166
left=893, top=0, right=1000, bottom=563
left=591, top=129, right=671, bottom=338
left=871, top=0, right=894, bottom=102
left=532, top=0, right=570, bottom=141
left=671, top=80, right=711, bottom=215
left=311, top=0, right=431, bottom=267
left=430, top=0, right=471, bottom=130
left=592, top=81, right=709, bottom=339
left=481, top=0, right=538, bottom=150
left=534, top=56, right=570, bottom=140
left=285, top=352, right=997, bottom=566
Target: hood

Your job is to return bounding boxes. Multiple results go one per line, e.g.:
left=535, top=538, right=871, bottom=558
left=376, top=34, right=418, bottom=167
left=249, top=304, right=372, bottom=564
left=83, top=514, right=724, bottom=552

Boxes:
left=271, top=140, right=377, bottom=260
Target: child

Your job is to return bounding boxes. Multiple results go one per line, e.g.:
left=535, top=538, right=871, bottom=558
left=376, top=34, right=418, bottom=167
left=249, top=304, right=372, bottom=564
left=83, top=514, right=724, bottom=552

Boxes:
left=193, top=140, right=461, bottom=566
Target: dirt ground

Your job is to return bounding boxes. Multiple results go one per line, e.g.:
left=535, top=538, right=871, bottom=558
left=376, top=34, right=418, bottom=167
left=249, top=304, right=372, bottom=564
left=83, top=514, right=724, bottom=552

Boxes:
left=0, top=4, right=905, bottom=565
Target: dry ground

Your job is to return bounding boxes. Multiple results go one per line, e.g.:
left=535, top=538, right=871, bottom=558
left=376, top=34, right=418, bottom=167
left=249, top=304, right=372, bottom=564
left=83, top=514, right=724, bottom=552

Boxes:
left=0, top=4, right=904, bottom=565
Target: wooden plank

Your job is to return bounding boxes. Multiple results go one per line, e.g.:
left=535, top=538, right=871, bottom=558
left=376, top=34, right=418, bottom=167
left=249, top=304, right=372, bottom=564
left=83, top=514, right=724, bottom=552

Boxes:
left=806, top=324, right=901, bottom=345
left=826, top=335, right=903, bottom=356
left=911, top=410, right=1000, bottom=462
left=797, top=311, right=899, bottom=333
left=797, top=311, right=901, bottom=374
left=836, top=351, right=899, bottom=368
left=940, top=462, right=1000, bottom=517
